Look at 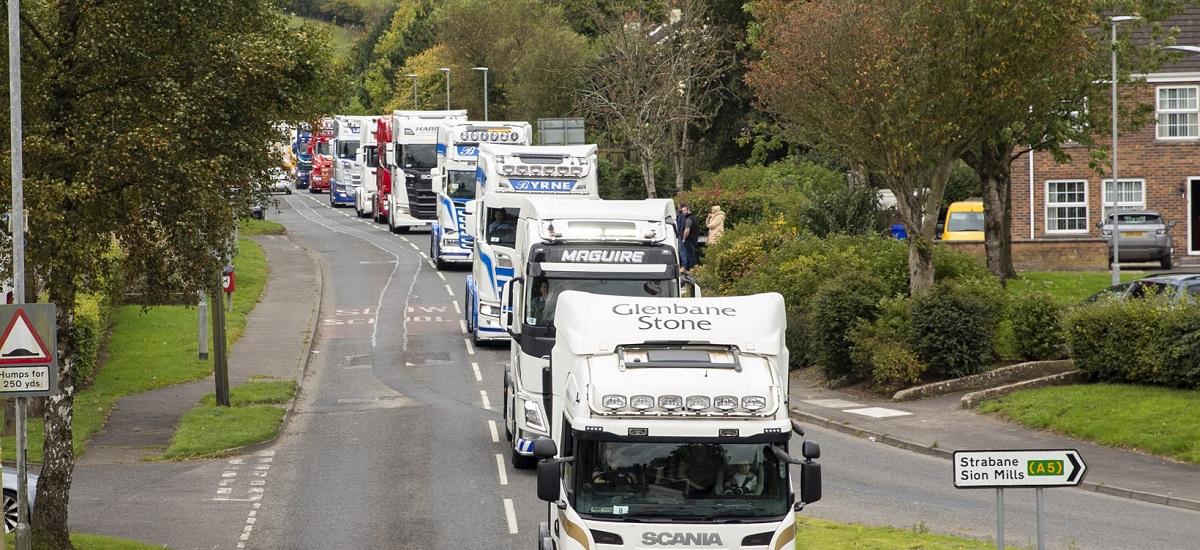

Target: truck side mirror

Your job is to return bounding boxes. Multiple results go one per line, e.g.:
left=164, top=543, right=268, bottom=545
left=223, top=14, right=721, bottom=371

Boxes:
left=536, top=459, right=561, bottom=502
left=532, top=438, right=558, bottom=459
left=384, top=143, right=395, bottom=166
left=502, top=277, right=520, bottom=335
left=798, top=461, right=822, bottom=507
left=802, top=439, right=821, bottom=460
left=463, top=200, right=479, bottom=238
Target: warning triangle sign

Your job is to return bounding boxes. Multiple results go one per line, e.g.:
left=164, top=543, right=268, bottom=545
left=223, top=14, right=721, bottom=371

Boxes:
left=0, top=308, right=53, bottom=365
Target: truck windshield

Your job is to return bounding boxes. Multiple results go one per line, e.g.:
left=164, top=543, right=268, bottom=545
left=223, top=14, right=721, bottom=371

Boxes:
left=572, top=441, right=789, bottom=521
left=402, top=144, right=437, bottom=169
left=313, top=141, right=332, bottom=156
left=336, top=139, right=360, bottom=159
left=525, top=277, right=678, bottom=327
left=448, top=170, right=476, bottom=199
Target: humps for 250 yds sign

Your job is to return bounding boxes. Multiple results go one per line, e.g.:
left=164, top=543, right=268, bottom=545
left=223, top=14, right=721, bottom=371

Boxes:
left=0, top=304, right=58, bottom=397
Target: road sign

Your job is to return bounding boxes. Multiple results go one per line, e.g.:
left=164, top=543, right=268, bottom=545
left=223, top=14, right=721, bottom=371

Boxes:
left=0, top=304, right=59, bottom=397
left=954, top=449, right=1086, bottom=488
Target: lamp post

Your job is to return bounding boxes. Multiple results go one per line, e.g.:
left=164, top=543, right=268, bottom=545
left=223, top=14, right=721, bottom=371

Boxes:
left=405, top=74, right=418, bottom=109
left=438, top=67, right=451, bottom=110
left=473, top=67, right=489, bottom=121
left=1110, top=15, right=1140, bottom=286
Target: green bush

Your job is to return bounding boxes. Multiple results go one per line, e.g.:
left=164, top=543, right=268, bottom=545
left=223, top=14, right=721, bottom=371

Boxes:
left=809, top=272, right=890, bottom=382
left=1007, top=290, right=1066, bottom=361
left=909, top=280, right=1003, bottom=378
left=796, top=184, right=887, bottom=237
left=1065, top=298, right=1200, bottom=388
left=848, top=296, right=925, bottom=392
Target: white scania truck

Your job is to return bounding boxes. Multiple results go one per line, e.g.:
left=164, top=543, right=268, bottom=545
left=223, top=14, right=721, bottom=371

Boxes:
left=329, top=115, right=373, bottom=208
left=386, top=109, right=468, bottom=233
left=529, top=291, right=822, bottom=550
left=462, top=143, right=600, bottom=344
left=500, top=197, right=700, bottom=468
left=430, top=121, right=533, bottom=269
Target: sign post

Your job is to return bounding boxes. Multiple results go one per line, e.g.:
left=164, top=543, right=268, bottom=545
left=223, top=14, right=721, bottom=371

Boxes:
left=953, top=449, right=1087, bottom=550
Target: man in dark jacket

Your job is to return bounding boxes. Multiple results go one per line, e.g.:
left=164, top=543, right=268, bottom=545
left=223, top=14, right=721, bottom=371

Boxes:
left=678, top=204, right=699, bottom=271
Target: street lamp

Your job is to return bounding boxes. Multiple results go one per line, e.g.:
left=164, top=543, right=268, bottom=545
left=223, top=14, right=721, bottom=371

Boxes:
left=1109, top=15, right=1140, bottom=286
left=473, top=67, right=489, bottom=121
left=438, top=67, right=451, bottom=110
left=405, top=74, right=418, bottom=109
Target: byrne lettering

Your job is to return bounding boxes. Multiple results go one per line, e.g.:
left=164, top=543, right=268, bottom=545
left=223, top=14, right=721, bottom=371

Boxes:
left=641, top=532, right=723, bottom=546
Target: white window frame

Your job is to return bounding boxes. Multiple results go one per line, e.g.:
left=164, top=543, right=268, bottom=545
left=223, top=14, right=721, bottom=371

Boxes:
left=1100, top=178, right=1146, bottom=220
left=1156, top=85, right=1199, bottom=140
left=1044, top=180, right=1089, bottom=234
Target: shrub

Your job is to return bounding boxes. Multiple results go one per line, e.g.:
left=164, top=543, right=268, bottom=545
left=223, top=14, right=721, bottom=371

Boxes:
left=1065, top=297, right=1200, bottom=388
left=909, top=280, right=1003, bottom=378
left=796, top=184, right=887, bottom=237
left=848, top=296, right=925, bottom=392
left=809, top=272, right=890, bottom=382
left=1007, top=290, right=1066, bottom=360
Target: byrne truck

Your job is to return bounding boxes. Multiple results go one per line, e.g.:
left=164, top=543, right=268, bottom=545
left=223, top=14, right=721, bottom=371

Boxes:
left=430, top=121, right=533, bottom=269
left=500, top=197, right=699, bottom=468
left=462, top=143, right=600, bottom=345
left=386, top=109, right=468, bottom=233
left=529, top=291, right=822, bottom=550
left=329, top=115, right=373, bottom=208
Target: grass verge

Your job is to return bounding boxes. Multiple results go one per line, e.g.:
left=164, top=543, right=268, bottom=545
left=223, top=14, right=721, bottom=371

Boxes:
left=1006, top=269, right=1153, bottom=305
left=978, top=383, right=1200, bottom=464
left=796, top=516, right=1028, bottom=549
left=1, top=236, right=269, bottom=462
left=162, top=380, right=296, bottom=460
left=5, top=533, right=169, bottom=549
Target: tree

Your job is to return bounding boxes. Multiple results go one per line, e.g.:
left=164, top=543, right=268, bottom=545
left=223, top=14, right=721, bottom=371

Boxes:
left=579, top=0, right=730, bottom=198
left=747, top=0, right=1096, bottom=293
left=0, top=1, right=336, bottom=547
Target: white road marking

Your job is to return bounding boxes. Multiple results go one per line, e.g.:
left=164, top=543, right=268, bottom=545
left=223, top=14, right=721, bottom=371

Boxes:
left=452, top=301, right=462, bottom=314
left=489, top=420, right=500, bottom=443
left=496, top=454, right=509, bottom=485
left=504, top=499, right=519, bottom=534
left=460, top=320, right=467, bottom=334
left=465, top=339, right=475, bottom=355
left=481, top=390, right=491, bottom=410
left=445, top=285, right=454, bottom=297
left=844, top=407, right=912, bottom=418
left=472, top=362, right=482, bottom=382
left=437, top=272, right=446, bottom=281
left=409, top=242, right=419, bottom=250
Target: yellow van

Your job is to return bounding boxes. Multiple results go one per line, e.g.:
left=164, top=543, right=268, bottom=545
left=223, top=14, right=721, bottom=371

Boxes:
left=941, top=200, right=985, bottom=241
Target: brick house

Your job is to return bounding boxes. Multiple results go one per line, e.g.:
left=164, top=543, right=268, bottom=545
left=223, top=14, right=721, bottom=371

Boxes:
left=1010, top=9, right=1200, bottom=265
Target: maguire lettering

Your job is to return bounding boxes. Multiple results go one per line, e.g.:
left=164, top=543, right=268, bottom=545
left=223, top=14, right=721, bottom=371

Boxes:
left=560, top=250, right=647, bottom=263
left=641, top=532, right=724, bottom=546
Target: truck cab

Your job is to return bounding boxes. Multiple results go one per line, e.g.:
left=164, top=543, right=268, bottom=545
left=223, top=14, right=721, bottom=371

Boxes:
left=386, top=109, right=468, bottom=233
left=329, top=115, right=372, bottom=208
left=530, top=291, right=821, bottom=550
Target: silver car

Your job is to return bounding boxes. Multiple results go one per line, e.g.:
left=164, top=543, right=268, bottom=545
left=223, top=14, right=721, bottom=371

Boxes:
left=2, top=465, right=37, bottom=533
left=1096, top=210, right=1175, bottom=270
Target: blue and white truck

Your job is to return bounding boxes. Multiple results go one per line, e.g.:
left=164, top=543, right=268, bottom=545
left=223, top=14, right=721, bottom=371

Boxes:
left=461, top=144, right=600, bottom=344
left=329, top=115, right=373, bottom=208
left=429, top=121, right=533, bottom=269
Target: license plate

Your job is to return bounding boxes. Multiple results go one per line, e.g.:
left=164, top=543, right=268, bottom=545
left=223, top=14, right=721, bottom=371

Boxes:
left=1122, top=231, right=1144, bottom=237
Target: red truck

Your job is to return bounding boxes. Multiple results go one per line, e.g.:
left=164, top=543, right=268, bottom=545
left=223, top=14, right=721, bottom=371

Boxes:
left=308, top=117, right=335, bottom=194
left=372, top=116, right=393, bottom=224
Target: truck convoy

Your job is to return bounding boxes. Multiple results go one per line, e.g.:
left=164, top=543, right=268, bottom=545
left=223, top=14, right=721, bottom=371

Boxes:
left=430, top=120, right=533, bottom=269
left=291, top=124, right=312, bottom=190
left=329, top=115, right=373, bottom=208
left=308, top=117, right=336, bottom=194
left=500, top=197, right=699, bottom=468
left=386, top=109, right=468, bottom=233
left=529, top=291, right=822, bottom=550
left=462, top=143, right=600, bottom=345
left=354, top=120, right=380, bottom=219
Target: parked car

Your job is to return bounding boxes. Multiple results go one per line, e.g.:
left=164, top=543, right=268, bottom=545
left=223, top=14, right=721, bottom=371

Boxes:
left=3, top=465, right=38, bottom=533
left=1096, top=210, right=1175, bottom=269
left=1079, top=273, right=1200, bottom=306
left=940, top=200, right=985, bottom=241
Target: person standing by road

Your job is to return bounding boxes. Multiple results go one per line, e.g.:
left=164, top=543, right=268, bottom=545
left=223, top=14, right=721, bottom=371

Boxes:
left=678, top=204, right=699, bottom=271
left=705, top=205, right=725, bottom=245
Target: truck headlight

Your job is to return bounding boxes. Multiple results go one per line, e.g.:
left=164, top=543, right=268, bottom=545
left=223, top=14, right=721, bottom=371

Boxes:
left=479, top=304, right=498, bottom=317
left=523, top=399, right=546, bottom=432
left=741, top=395, right=767, bottom=411
left=601, top=395, right=627, bottom=410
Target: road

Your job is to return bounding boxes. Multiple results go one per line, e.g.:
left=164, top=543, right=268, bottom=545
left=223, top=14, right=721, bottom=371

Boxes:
left=69, top=195, right=1200, bottom=549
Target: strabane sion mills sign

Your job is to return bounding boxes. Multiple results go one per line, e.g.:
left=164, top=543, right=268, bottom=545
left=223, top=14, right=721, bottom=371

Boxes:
left=953, top=449, right=1087, bottom=489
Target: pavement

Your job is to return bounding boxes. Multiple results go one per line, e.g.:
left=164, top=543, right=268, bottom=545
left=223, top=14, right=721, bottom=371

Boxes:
left=79, top=235, right=321, bottom=465
left=78, top=232, right=1200, bottom=514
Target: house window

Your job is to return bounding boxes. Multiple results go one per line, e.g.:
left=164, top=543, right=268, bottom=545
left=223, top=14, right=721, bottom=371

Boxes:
left=1100, top=179, right=1145, bottom=219
left=1045, top=180, right=1088, bottom=233
left=1156, top=86, right=1199, bottom=139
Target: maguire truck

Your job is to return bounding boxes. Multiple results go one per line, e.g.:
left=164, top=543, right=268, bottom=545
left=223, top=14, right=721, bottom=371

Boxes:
left=386, top=109, right=468, bottom=233
left=462, top=143, right=600, bottom=345
left=430, top=120, right=533, bottom=269
left=529, top=291, right=822, bottom=550
left=501, top=197, right=699, bottom=468
left=330, top=115, right=373, bottom=208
